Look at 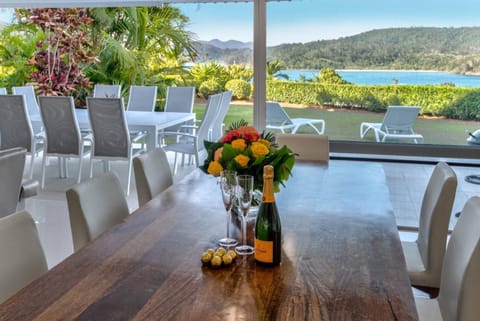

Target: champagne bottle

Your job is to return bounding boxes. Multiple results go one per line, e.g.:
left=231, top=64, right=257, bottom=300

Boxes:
left=254, top=165, right=282, bottom=265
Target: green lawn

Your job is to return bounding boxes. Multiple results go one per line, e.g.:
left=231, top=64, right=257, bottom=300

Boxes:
left=194, top=103, right=480, bottom=146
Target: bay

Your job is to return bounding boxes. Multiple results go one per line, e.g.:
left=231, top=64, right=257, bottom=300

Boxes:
left=281, top=70, right=480, bottom=87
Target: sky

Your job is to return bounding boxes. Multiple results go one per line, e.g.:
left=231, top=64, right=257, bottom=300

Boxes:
left=173, top=0, right=480, bottom=46
left=1, top=0, right=480, bottom=46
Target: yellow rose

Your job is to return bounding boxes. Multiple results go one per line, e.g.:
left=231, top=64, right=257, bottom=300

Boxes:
left=207, top=161, right=223, bottom=176
left=231, top=138, right=247, bottom=151
left=234, top=154, right=250, bottom=168
left=257, top=139, right=271, bottom=148
left=251, top=142, right=269, bottom=158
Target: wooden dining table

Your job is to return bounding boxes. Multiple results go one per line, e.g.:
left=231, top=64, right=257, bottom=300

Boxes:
left=0, top=160, right=418, bottom=321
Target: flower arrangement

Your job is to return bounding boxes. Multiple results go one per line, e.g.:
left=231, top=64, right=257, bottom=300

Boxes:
left=201, top=120, right=295, bottom=192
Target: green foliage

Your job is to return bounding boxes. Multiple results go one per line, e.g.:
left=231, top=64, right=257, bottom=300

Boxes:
left=266, top=59, right=289, bottom=80
left=267, top=27, right=480, bottom=73
left=225, top=79, right=251, bottom=100
left=314, top=68, right=349, bottom=84
left=267, top=80, right=480, bottom=119
left=199, top=78, right=223, bottom=98
left=190, top=61, right=229, bottom=90
left=226, top=64, right=252, bottom=81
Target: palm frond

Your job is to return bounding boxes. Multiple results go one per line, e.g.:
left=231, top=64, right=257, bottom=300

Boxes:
left=227, top=119, right=249, bottom=131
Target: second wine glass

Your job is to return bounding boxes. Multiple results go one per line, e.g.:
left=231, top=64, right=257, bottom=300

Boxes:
left=218, top=170, right=238, bottom=247
left=235, top=174, right=255, bottom=255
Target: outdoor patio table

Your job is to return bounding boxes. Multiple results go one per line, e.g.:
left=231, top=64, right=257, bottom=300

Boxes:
left=30, top=109, right=195, bottom=151
left=0, top=160, right=418, bottom=321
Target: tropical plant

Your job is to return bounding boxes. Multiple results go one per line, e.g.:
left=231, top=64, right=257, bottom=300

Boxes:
left=313, top=68, right=349, bottom=84
left=26, top=8, right=95, bottom=101
left=266, top=59, right=289, bottom=80
left=86, top=6, right=197, bottom=90
left=0, top=21, right=41, bottom=88
left=226, top=64, right=253, bottom=82
left=199, top=78, right=223, bottom=98
left=225, top=79, right=251, bottom=100
left=190, top=61, right=229, bottom=91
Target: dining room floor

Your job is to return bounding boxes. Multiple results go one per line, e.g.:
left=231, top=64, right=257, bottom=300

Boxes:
left=20, top=153, right=480, bottom=269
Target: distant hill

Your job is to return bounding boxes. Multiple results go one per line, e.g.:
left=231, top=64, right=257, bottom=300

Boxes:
left=194, top=27, right=480, bottom=73
left=194, top=39, right=253, bottom=65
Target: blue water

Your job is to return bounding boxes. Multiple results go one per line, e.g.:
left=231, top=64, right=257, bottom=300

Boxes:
left=280, top=70, right=480, bottom=87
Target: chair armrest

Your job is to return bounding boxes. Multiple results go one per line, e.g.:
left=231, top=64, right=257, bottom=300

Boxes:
left=19, top=179, right=39, bottom=200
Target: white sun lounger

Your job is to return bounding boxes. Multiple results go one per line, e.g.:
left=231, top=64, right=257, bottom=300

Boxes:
left=360, top=106, right=423, bottom=143
left=266, top=102, right=325, bottom=135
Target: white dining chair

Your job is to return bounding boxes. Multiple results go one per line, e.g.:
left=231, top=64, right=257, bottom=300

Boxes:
left=415, top=196, right=480, bottom=321
left=401, top=162, right=457, bottom=289
left=86, top=97, right=146, bottom=195
left=210, top=91, right=233, bottom=141
left=12, top=86, right=43, bottom=135
left=133, top=147, right=173, bottom=207
left=0, top=210, right=48, bottom=303
left=66, top=172, right=129, bottom=252
left=126, top=85, right=158, bottom=112
left=0, top=147, right=26, bottom=218
left=0, top=95, right=44, bottom=179
left=275, top=133, right=330, bottom=163
left=38, top=96, right=91, bottom=188
left=93, top=84, right=121, bottom=98
left=162, top=93, right=222, bottom=173
left=0, top=88, right=7, bottom=95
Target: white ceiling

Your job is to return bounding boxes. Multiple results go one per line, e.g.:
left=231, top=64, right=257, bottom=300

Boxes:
left=0, top=0, right=287, bottom=8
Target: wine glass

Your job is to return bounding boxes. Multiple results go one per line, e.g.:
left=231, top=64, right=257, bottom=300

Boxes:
left=218, top=170, right=238, bottom=247
left=235, top=174, right=255, bottom=255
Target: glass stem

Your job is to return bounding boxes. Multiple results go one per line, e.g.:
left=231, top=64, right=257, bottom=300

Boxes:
left=242, top=215, right=247, bottom=246
left=225, top=209, right=231, bottom=239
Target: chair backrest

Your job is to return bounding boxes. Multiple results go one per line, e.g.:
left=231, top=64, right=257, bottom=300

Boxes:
left=0, top=147, right=26, bottom=218
left=12, top=86, right=40, bottom=118
left=93, top=84, right=121, bottom=98
left=266, top=102, right=294, bottom=126
left=380, top=106, right=421, bottom=133
left=87, top=97, right=130, bottom=158
left=0, top=210, right=48, bottom=303
left=416, top=162, right=457, bottom=287
left=210, top=91, right=233, bottom=141
left=126, top=85, right=158, bottom=112
left=0, top=95, right=35, bottom=152
left=437, top=196, right=480, bottom=321
left=133, top=147, right=173, bottom=207
left=66, top=172, right=129, bottom=252
left=0, top=88, right=7, bottom=95
left=164, top=86, right=195, bottom=113
left=38, top=96, right=82, bottom=156
left=197, top=93, right=223, bottom=148
left=275, top=134, right=329, bottom=162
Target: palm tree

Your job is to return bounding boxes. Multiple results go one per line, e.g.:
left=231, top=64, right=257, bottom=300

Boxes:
left=266, top=59, right=289, bottom=80
left=86, top=6, right=197, bottom=90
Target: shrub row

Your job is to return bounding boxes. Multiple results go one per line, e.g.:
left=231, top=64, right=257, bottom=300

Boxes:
left=266, top=81, right=480, bottom=120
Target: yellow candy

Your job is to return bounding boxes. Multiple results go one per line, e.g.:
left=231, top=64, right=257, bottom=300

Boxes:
left=222, top=254, right=233, bottom=265
left=201, top=252, right=212, bottom=264
left=226, top=250, right=236, bottom=260
left=216, top=247, right=227, bottom=256
left=207, top=248, right=215, bottom=256
left=211, top=255, right=222, bottom=267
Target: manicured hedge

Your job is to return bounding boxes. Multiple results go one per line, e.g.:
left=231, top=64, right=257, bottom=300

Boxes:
left=266, top=81, right=480, bottom=120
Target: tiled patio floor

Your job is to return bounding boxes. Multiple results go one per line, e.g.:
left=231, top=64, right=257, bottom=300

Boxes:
left=20, top=154, right=480, bottom=268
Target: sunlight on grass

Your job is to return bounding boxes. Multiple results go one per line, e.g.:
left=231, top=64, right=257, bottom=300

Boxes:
left=194, top=103, right=479, bottom=146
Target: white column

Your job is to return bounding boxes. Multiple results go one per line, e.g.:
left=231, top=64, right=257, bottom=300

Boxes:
left=253, top=0, right=267, bottom=131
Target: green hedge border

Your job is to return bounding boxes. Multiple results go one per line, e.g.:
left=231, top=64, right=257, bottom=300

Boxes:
left=266, top=81, right=480, bottom=120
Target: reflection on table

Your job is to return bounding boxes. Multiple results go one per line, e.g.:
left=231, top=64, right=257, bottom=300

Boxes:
left=0, top=160, right=418, bottom=321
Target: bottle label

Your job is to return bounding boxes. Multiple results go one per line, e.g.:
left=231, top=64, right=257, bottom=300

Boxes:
left=255, top=239, right=273, bottom=263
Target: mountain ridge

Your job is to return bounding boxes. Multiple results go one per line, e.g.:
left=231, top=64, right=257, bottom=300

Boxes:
left=194, top=27, right=480, bottom=73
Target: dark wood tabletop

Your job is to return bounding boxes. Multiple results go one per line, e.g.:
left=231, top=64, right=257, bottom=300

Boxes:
left=0, top=160, right=418, bottom=321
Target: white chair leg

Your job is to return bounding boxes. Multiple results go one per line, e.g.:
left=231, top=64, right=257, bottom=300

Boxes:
left=41, top=154, right=47, bottom=189
left=64, top=158, right=69, bottom=178
left=126, top=158, right=132, bottom=196
left=28, top=153, right=35, bottom=179
left=76, top=157, right=82, bottom=184
left=173, top=152, right=178, bottom=174
left=89, top=156, right=94, bottom=178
